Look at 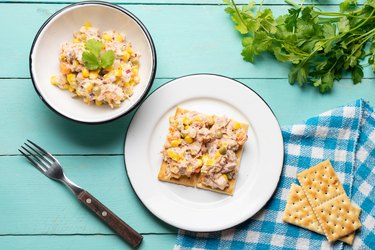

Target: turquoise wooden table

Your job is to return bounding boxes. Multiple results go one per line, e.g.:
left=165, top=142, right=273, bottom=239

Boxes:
left=0, top=0, right=374, bottom=249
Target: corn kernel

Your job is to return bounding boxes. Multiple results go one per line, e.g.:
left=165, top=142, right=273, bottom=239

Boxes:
left=89, top=71, right=98, bottom=80
left=82, top=68, right=89, bottom=78
left=193, top=117, right=202, bottom=123
left=202, top=155, right=209, bottom=163
left=103, top=34, right=112, bottom=41
left=59, top=54, right=65, bottom=60
left=220, top=141, right=228, bottom=147
left=214, top=152, right=221, bottom=159
left=233, top=122, right=241, bottom=130
left=115, top=34, right=123, bottom=42
left=105, top=65, right=114, bottom=71
left=115, top=69, right=122, bottom=77
left=184, top=135, right=193, bottom=144
left=62, top=84, right=70, bottom=90
left=183, top=117, right=192, bottom=125
left=222, top=174, right=228, bottom=182
left=84, top=22, right=92, bottom=28
left=184, top=125, right=190, bottom=130
left=83, top=97, right=91, bottom=104
left=196, top=159, right=203, bottom=167
left=60, top=62, right=70, bottom=74
left=50, top=76, right=59, bottom=85
left=167, top=150, right=180, bottom=161
left=95, top=100, right=103, bottom=106
left=67, top=74, right=76, bottom=84
left=187, top=166, right=193, bottom=173
left=206, top=159, right=214, bottom=166
left=72, top=38, right=80, bottom=44
left=103, top=74, right=110, bottom=80
left=122, top=51, right=130, bottom=62
left=68, top=86, right=75, bottom=92
left=132, top=67, right=138, bottom=74
left=85, top=83, right=94, bottom=92
left=171, top=139, right=182, bottom=147
left=126, top=46, right=133, bottom=54
left=76, top=90, right=83, bottom=97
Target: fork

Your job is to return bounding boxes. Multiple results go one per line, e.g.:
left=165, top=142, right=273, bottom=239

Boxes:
left=19, top=140, right=143, bottom=248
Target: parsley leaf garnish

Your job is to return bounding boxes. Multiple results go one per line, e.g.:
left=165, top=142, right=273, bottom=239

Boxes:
left=82, top=39, right=115, bottom=70
left=225, top=0, right=375, bottom=93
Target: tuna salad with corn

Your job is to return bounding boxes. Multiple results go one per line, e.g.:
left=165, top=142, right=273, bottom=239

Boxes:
left=50, top=23, right=140, bottom=108
left=162, top=109, right=248, bottom=191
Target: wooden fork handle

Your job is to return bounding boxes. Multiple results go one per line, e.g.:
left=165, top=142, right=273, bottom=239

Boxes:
left=78, top=191, right=143, bottom=248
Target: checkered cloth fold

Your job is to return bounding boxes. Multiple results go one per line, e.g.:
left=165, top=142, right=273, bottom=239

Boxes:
left=175, top=99, right=375, bottom=250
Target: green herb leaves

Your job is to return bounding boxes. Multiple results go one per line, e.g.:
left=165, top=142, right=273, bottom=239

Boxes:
left=225, top=0, right=375, bottom=93
left=82, top=39, right=115, bottom=70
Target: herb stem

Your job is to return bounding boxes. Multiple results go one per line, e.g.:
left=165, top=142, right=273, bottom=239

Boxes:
left=284, top=0, right=299, bottom=8
left=346, top=28, right=375, bottom=47
left=231, top=0, right=247, bottom=32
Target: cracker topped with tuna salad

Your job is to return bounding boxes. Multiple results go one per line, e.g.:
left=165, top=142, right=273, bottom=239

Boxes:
left=158, top=107, right=248, bottom=195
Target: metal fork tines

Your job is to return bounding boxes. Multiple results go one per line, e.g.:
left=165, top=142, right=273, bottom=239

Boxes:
left=19, top=140, right=143, bottom=248
left=19, top=140, right=82, bottom=195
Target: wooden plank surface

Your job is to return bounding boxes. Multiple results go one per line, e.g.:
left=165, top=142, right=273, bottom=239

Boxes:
left=0, top=78, right=374, bottom=155
left=0, top=156, right=175, bottom=234
left=1, top=0, right=374, bottom=249
left=0, top=235, right=177, bottom=250
left=1, top=4, right=374, bottom=79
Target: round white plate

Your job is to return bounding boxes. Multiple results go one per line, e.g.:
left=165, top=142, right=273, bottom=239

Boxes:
left=124, top=74, right=284, bottom=232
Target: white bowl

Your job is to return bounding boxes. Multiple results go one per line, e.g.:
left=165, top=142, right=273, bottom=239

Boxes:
left=30, top=1, right=156, bottom=124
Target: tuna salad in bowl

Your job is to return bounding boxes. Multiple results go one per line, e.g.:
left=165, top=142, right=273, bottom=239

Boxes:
left=30, top=1, right=156, bottom=123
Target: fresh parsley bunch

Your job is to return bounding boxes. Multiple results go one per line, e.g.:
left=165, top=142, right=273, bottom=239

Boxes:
left=82, top=39, right=115, bottom=70
left=225, top=0, right=375, bottom=93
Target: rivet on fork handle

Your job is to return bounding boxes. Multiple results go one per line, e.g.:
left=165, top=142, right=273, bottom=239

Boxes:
left=78, top=191, right=143, bottom=248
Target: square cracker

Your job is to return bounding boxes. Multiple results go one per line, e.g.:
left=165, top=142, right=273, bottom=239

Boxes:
left=196, top=122, right=249, bottom=196
left=157, top=107, right=198, bottom=187
left=315, top=193, right=361, bottom=243
left=283, top=184, right=360, bottom=245
left=297, top=160, right=361, bottom=242
left=297, top=160, right=346, bottom=208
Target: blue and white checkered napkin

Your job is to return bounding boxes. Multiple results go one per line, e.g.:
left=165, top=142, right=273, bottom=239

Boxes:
left=175, top=99, right=375, bottom=249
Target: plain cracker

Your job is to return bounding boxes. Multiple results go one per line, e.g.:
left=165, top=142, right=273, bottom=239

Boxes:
left=315, top=193, right=361, bottom=242
left=283, top=183, right=359, bottom=245
left=297, top=160, right=361, bottom=242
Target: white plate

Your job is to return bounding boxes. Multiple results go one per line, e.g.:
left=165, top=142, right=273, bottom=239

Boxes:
left=124, top=74, right=284, bottom=232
